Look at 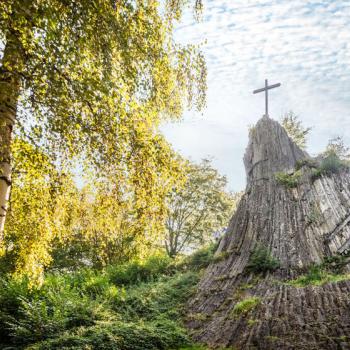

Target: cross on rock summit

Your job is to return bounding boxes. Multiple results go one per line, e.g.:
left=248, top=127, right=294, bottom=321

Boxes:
left=253, top=79, right=281, bottom=117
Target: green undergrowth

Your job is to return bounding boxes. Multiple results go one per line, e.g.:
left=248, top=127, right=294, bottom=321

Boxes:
left=286, top=254, right=350, bottom=287
left=0, top=245, right=217, bottom=350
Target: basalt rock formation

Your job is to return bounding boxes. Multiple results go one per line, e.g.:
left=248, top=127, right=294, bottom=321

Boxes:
left=187, top=116, right=350, bottom=350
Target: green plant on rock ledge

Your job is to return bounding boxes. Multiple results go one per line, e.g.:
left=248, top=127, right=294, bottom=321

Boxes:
left=287, top=253, right=350, bottom=287
left=247, top=245, right=280, bottom=274
left=275, top=170, right=302, bottom=188
left=295, top=158, right=319, bottom=171
left=306, top=204, right=323, bottom=225
left=311, top=153, right=349, bottom=181
left=231, top=297, right=261, bottom=316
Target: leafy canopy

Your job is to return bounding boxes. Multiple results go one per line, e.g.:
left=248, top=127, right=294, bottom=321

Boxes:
left=165, top=159, right=238, bottom=257
left=0, top=0, right=207, bottom=279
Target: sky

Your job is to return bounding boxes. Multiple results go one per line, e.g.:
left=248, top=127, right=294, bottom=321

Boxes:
left=161, top=0, right=350, bottom=192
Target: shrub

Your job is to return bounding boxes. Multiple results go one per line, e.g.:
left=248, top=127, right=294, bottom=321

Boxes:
left=295, top=158, right=318, bottom=171
left=6, top=287, right=112, bottom=344
left=311, top=153, right=348, bottom=181
left=306, top=204, right=323, bottom=225
left=287, top=260, right=350, bottom=287
left=0, top=250, right=203, bottom=349
left=6, top=296, right=67, bottom=343
left=111, top=271, right=199, bottom=321
left=275, top=170, right=301, bottom=188
left=232, top=297, right=261, bottom=316
left=246, top=245, right=280, bottom=273
left=320, top=153, right=344, bottom=174
left=0, top=277, right=34, bottom=344
left=178, top=243, right=217, bottom=271
left=108, top=253, right=173, bottom=286
left=322, top=254, right=350, bottom=274
left=26, top=319, right=190, bottom=350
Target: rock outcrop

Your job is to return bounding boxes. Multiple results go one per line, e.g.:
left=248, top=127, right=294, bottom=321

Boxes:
left=187, top=116, right=350, bottom=350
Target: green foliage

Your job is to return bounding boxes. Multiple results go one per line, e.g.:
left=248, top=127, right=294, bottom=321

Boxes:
left=247, top=245, right=280, bottom=274
left=275, top=170, right=301, bottom=188
left=322, top=254, right=350, bottom=274
left=287, top=266, right=350, bottom=287
left=26, top=319, right=189, bottom=350
left=107, top=254, right=174, bottom=286
left=319, top=153, right=345, bottom=174
left=178, top=243, right=218, bottom=271
left=231, top=297, right=261, bottom=316
left=295, top=158, right=318, bottom=171
left=281, top=111, right=311, bottom=149
left=306, top=204, right=323, bottom=225
left=165, top=158, right=238, bottom=257
left=324, top=136, right=350, bottom=160
left=0, top=0, right=207, bottom=284
left=311, top=153, right=348, bottom=181
left=0, top=250, right=206, bottom=349
left=287, top=254, right=350, bottom=287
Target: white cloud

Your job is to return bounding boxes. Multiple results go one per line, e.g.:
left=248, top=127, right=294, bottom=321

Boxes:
left=161, top=0, right=350, bottom=191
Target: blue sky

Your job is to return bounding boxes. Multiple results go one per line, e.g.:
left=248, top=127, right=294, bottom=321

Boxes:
left=161, top=0, right=350, bottom=192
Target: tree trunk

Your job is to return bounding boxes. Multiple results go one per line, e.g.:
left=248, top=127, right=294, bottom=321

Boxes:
left=0, top=32, right=22, bottom=241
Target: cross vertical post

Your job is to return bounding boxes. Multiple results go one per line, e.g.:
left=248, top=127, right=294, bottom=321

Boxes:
left=253, top=79, right=281, bottom=117
left=265, top=79, right=268, bottom=116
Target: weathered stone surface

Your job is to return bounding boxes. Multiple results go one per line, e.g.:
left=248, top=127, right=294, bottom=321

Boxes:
left=187, top=116, right=350, bottom=349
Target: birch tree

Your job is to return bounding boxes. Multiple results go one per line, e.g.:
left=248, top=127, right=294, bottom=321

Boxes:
left=0, top=0, right=206, bottom=241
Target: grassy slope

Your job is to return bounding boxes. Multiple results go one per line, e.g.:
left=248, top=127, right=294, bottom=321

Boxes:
left=0, top=246, right=216, bottom=350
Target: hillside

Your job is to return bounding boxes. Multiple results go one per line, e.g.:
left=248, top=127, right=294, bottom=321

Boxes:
left=0, top=249, right=216, bottom=350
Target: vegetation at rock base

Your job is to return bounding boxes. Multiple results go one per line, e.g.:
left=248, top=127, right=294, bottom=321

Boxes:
left=246, top=245, right=280, bottom=273
left=0, top=245, right=218, bottom=350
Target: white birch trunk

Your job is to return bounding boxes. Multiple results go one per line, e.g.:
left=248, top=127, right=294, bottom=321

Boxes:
left=0, top=33, right=21, bottom=241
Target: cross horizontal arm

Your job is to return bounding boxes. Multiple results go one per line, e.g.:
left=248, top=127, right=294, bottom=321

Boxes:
left=253, top=83, right=281, bottom=94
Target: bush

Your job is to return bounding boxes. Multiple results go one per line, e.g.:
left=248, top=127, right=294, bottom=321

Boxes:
left=0, top=277, right=34, bottom=344
left=111, top=272, right=199, bottom=321
left=288, top=255, right=350, bottom=287
left=311, top=153, right=348, bottom=181
left=108, top=254, right=173, bottom=286
left=295, top=158, right=318, bottom=171
left=247, top=245, right=280, bottom=273
left=26, top=319, right=190, bottom=350
left=0, top=251, right=203, bottom=349
left=179, top=243, right=218, bottom=271
left=275, top=170, right=301, bottom=188
left=232, top=297, right=261, bottom=316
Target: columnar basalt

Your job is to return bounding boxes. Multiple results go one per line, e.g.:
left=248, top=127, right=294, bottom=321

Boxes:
left=187, top=116, right=350, bottom=350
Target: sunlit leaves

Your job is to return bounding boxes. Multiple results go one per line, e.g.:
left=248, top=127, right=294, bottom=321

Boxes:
left=165, top=159, right=238, bottom=257
left=0, top=0, right=207, bottom=281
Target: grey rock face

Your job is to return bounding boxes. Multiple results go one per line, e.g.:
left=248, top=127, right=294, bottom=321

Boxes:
left=187, top=116, right=350, bottom=350
left=244, top=116, right=307, bottom=187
